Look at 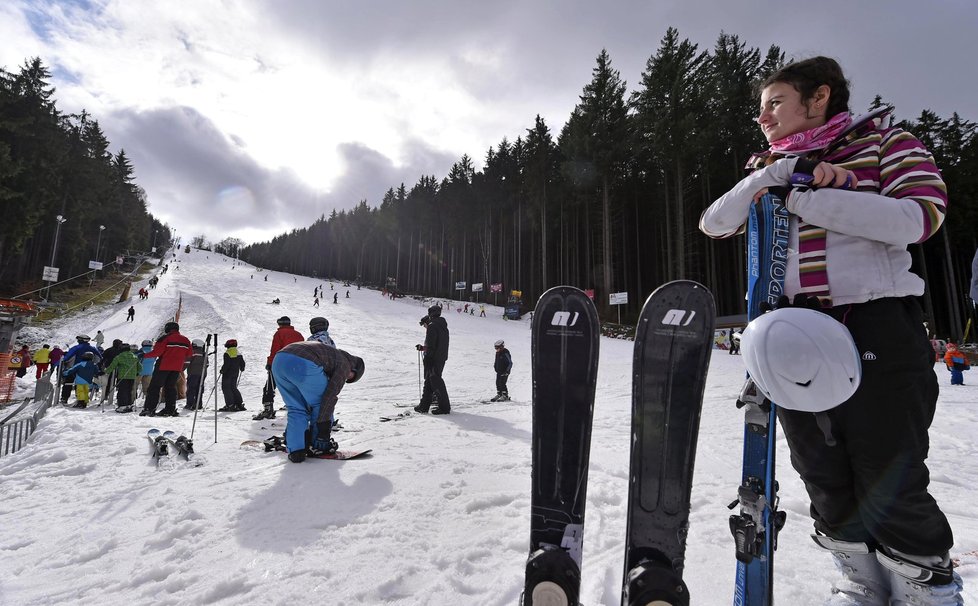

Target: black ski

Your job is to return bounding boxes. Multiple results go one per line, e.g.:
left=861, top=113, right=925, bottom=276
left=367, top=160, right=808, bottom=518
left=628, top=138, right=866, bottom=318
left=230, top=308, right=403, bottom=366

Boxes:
left=163, top=430, right=205, bottom=466
left=621, top=281, right=716, bottom=606
left=147, top=428, right=173, bottom=469
left=522, top=286, right=600, bottom=606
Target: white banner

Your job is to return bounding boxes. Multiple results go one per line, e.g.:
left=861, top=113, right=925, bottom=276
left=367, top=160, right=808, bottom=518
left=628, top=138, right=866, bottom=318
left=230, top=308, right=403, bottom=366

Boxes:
left=88, top=261, right=104, bottom=271
left=42, top=266, right=59, bottom=282
left=455, top=281, right=467, bottom=291
left=472, top=283, right=484, bottom=292
left=609, top=291, right=628, bottom=305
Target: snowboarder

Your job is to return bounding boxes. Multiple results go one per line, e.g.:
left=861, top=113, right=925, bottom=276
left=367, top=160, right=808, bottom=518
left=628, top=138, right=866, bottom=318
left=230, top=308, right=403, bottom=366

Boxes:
left=127, top=306, right=135, bottom=322
left=333, top=293, right=338, bottom=304
left=414, top=305, right=451, bottom=414
left=105, top=344, right=140, bottom=412
left=490, top=340, right=512, bottom=402
left=140, top=322, right=194, bottom=417
left=219, top=339, right=246, bottom=411
left=254, top=316, right=304, bottom=420
left=944, top=343, right=970, bottom=386
left=314, top=297, right=319, bottom=307
left=700, top=56, right=960, bottom=602
left=270, top=340, right=364, bottom=463
left=61, top=351, right=99, bottom=408
left=32, top=344, right=51, bottom=379
left=184, top=339, right=209, bottom=410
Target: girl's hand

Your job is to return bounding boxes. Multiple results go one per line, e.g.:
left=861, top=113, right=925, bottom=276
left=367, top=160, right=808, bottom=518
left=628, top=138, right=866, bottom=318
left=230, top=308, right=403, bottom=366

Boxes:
left=811, top=162, right=856, bottom=189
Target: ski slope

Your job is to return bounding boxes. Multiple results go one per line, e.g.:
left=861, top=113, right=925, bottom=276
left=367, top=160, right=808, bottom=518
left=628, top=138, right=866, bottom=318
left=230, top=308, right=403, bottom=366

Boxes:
left=2, top=249, right=976, bottom=605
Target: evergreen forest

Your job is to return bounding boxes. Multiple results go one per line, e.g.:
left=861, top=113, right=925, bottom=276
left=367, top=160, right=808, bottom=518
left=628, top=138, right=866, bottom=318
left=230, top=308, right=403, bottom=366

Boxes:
left=2, top=29, right=976, bottom=339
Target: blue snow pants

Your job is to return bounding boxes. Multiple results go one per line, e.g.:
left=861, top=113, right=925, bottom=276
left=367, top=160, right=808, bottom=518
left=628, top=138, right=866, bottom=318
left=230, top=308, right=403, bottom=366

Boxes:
left=271, top=352, right=328, bottom=453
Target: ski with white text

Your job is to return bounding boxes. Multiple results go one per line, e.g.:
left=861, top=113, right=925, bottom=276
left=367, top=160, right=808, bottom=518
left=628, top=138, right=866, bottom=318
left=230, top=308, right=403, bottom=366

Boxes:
left=621, top=280, right=715, bottom=606
left=729, top=192, right=789, bottom=605
left=147, top=428, right=174, bottom=469
left=521, top=286, right=599, bottom=606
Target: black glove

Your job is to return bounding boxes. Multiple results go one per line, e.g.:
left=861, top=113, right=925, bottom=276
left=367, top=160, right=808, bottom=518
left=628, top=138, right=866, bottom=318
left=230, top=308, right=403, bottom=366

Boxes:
left=265, top=363, right=271, bottom=371
left=416, top=344, right=425, bottom=351
left=759, top=293, right=826, bottom=314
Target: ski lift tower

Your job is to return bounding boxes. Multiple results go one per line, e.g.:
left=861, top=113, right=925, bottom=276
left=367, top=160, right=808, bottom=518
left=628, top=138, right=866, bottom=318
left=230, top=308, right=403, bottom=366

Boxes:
left=0, top=299, right=39, bottom=403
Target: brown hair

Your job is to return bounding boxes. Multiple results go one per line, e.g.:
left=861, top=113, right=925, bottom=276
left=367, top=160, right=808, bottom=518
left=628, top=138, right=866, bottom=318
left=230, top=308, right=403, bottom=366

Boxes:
left=760, top=56, right=851, bottom=119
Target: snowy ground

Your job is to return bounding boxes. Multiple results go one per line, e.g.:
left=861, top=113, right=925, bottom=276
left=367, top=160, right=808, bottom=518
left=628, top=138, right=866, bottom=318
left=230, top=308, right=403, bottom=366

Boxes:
left=1, top=249, right=975, bottom=606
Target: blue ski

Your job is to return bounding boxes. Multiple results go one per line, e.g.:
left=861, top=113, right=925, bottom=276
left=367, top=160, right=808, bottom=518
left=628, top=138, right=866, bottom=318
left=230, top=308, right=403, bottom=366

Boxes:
left=729, top=192, right=789, bottom=605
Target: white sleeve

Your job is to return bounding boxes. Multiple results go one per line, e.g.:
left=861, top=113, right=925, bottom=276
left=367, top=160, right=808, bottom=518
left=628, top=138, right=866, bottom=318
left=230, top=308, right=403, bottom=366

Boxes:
left=785, top=187, right=928, bottom=246
left=699, top=158, right=797, bottom=238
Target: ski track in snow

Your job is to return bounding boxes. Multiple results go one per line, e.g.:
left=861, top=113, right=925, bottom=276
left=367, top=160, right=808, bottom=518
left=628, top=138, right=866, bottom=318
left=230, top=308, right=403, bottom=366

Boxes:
left=1, top=250, right=976, bottom=605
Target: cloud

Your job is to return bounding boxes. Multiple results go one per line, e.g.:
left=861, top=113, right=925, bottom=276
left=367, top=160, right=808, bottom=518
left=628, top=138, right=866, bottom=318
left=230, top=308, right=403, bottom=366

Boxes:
left=104, top=105, right=456, bottom=244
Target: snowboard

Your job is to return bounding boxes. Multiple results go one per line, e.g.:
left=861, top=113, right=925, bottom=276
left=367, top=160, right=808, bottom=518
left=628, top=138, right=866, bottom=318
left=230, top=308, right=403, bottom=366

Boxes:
left=621, top=280, right=715, bottom=606
left=522, top=286, right=600, bottom=606
left=730, top=192, right=789, bottom=605
left=163, top=430, right=205, bottom=467
left=240, top=439, right=372, bottom=460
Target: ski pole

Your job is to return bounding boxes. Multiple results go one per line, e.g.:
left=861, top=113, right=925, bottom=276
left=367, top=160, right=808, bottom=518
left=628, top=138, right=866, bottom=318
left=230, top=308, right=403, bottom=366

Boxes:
left=417, top=349, right=422, bottom=399
left=213, top=332, right=218, bottom=443
left=191, top=333, right=212, bottom=441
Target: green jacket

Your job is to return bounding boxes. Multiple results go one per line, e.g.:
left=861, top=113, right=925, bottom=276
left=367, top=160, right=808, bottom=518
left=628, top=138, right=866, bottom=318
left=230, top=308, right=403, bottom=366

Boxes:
left=105, top=350, right=140, bottom=380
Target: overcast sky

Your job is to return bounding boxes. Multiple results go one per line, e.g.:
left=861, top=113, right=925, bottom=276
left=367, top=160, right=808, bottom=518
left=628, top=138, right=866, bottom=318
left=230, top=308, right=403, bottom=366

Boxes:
left=2, top=0, right=976, bottom=245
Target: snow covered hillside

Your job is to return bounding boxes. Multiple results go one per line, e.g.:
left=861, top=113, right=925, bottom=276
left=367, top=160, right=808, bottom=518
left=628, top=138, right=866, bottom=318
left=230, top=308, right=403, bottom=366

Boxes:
left=1, top=249, right=975, bottom=605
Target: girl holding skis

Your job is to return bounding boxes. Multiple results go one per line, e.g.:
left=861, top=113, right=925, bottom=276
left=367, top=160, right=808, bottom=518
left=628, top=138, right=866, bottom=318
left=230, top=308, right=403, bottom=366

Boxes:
left=700, top=56, right=961, bottom=603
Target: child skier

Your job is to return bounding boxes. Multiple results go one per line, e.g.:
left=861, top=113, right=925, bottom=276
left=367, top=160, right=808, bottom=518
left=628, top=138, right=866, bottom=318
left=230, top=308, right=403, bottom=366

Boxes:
left=62, top=351, right=99, bottom=408
left=219, top=339, right=246, bottom=412
left=184, top=339, right=209, bottom=410
left=105, top=344, right=140, bottom=413
left=33, top=344, right=51, bottom=379
left=491, top=340, right=512, bottom=401
left=944, top=343, right=971, bottom=385
left=137, top=340, right=155, bottom=398
left=255, top=316, right=304, bottom=420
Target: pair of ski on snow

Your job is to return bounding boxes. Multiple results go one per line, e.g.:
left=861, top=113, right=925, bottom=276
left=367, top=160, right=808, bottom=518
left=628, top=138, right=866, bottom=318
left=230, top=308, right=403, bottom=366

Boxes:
left=522, top=195, right=786, bottom=606
left=147, top=428, right=204, bottom=468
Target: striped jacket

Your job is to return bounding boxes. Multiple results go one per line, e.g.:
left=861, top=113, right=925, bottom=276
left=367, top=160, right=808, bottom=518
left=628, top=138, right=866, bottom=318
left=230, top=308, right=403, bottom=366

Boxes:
left=700, top=109, right=947, bottom=306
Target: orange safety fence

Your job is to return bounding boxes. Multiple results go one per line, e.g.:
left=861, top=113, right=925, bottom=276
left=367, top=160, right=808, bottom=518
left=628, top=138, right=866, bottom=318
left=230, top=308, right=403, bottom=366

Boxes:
left=0, top=353, right=14, bottom=404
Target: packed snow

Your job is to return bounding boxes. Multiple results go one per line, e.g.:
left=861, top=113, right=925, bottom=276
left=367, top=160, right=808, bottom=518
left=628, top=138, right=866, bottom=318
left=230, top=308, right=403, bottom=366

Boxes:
left=1, top=249, right=975, bottom=605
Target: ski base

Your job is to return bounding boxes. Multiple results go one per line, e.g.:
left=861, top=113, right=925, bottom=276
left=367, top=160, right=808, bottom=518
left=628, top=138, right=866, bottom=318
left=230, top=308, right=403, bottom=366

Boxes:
left=240, top=440, right=372, bottom=460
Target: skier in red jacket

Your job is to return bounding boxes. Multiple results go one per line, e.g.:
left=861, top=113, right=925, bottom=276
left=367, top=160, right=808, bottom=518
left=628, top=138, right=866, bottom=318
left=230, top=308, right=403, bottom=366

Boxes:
left=253, top=316, right=304, bottom=420
left=139, top=321, right=193, bottom=417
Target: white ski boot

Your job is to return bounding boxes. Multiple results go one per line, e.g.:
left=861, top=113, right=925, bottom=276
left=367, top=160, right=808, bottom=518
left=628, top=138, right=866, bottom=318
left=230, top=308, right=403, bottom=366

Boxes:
left=811, top=534, right=890, bottom=605
left=877, top=548, right=964, bottom=606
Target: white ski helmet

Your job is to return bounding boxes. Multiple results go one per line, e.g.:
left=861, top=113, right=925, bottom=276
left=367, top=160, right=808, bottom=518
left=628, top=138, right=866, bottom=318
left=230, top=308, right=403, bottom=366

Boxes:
left=740, top=307, right=862, bottom=413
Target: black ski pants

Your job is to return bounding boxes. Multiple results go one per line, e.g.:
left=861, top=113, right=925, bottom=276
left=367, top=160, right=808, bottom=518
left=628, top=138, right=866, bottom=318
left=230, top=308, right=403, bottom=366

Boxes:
left=222, top=372, right=243, bottom=408
left=143, top=370, right=180, bottom=413
left=116, top=378, right=134, bottom=408
left=261, top=369, right=276, bottom=404
left=186, top=370, right=206, bottom=409
left=495, top=372, right=509, bottom=395
left=419, top=359, right=450, bottom=412
left=776, top=296, right=953, bottom=555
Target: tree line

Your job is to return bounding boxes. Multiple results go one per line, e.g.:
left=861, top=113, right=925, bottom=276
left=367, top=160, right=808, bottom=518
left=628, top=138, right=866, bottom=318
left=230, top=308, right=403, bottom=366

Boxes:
left=0, top=58, right=172, bottom=298
left=239, top=29, right=978, bottom=338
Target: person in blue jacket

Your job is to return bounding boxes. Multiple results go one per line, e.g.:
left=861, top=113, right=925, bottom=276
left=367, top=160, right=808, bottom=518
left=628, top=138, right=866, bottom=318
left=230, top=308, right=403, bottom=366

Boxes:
left=62, top=351, right=99, bottom=408
left=136, top=339, right=156, bottom=398
left=59, top=335, right=102, bottom=404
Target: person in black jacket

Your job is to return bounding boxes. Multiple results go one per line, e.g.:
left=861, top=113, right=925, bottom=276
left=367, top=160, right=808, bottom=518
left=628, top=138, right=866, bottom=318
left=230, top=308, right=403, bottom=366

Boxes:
left=415, top=304, right=451, bottom=414
left=219, top=339, right=246, bottom=411
left=490, top=340, right=512, bottom=402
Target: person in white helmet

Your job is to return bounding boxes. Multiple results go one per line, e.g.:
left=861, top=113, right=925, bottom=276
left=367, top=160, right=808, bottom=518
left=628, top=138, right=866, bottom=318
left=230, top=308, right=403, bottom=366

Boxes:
left=490, top=340, right=512, bottom=402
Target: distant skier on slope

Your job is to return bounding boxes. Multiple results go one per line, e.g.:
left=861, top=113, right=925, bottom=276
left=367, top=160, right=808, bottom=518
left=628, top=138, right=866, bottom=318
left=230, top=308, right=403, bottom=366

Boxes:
left=490, top=340, right=512, bottom=402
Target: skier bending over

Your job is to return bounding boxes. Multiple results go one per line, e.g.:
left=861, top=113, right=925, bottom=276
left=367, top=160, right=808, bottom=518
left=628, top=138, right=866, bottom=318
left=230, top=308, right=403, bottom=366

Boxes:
left=270, top=341, right=364, bottom=463
left=700, top=56, right=960, bottom=602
